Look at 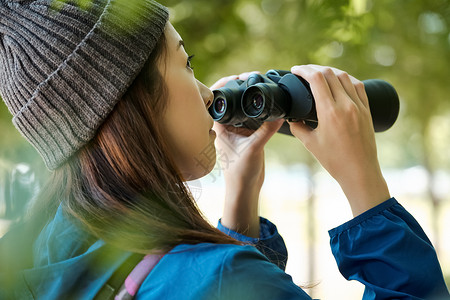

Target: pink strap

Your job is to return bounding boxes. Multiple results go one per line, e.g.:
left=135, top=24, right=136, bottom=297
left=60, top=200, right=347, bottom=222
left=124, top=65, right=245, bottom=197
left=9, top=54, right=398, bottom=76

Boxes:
left=115, top=253, right=165, bottom=300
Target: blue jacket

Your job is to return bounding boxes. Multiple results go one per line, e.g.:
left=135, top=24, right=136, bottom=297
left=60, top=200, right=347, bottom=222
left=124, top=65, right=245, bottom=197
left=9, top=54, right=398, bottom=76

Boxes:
left=1, top=198, right=448, bottom=299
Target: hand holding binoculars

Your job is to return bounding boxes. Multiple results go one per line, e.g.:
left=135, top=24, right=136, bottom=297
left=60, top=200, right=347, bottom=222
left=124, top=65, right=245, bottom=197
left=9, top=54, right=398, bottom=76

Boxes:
left=209, top=70, right=400, bottom=136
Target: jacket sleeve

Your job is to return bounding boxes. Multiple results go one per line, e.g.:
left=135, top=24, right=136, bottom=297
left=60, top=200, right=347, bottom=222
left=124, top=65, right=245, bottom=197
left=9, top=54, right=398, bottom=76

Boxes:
left=217, top=217, right=288, bottom=270
left=329, top=197, right=449, bottom=299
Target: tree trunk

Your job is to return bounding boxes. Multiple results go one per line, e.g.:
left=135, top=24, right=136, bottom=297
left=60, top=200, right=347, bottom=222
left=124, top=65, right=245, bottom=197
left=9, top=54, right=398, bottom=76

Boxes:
left=305, top=155, right=317, bottom=297
left=422, top=148, right=441, bottom=254
left=421, top=123, right=441, bottom=255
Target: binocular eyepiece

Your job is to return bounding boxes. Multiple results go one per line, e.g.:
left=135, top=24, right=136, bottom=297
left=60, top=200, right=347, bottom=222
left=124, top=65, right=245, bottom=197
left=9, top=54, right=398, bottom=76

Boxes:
left=209, top=70, right=400, bottom=135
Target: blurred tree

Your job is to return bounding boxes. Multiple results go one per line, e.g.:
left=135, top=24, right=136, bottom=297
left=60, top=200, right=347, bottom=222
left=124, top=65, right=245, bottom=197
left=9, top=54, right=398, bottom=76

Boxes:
left=349, top=0, right=450, bottom=253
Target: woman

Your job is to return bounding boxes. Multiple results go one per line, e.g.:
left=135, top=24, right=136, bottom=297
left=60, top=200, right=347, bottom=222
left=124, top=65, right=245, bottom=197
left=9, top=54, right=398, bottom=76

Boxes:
left=0, top=0, right=448, bottom=299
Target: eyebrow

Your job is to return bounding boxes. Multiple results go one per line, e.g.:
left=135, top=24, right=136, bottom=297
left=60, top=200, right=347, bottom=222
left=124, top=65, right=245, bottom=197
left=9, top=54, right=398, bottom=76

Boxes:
left=177, top=40, right=184, bottom=50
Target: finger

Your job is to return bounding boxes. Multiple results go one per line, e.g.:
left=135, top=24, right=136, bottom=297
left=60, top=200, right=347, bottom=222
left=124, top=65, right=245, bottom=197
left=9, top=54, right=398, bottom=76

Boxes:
left=250, top=119, right=284, bottom=149
left=212, top=122, right=234, bottom=139
left=349, top=76, right=369, bottom=109
left=326, top=67, right=367, bottom=108
left=213, top=122, right=254, bottom=139
left=306, top=65, right=350, bottom=103
left=325, top=66, right=369, bottom=109
left=209, top=75, right=239, bottom=90
left=331, top=68, right=360, bottom=103
left=287, top=120, right=315, bottom=145
left=290, top=65, right=335, bottom=114
left=238, top=71, right=260, bottom=81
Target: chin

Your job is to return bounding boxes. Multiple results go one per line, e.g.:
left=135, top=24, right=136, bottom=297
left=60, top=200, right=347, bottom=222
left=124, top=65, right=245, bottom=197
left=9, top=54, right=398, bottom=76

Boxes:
left=180, top=155, right=216, bottom=181
left=192, top=162, right=216, bottom=181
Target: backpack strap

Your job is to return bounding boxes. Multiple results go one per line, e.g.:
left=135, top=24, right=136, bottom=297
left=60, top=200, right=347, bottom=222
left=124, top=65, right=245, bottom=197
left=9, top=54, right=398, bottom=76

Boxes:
left=94, top=252, right=144, bottom=300
left=94, top=252, right=164, bottom=300
left=115, top=253, right=165, bottom=299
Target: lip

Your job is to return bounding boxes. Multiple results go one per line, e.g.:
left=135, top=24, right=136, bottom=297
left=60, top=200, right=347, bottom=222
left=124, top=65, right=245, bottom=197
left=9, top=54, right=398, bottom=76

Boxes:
left=209, top=119, right=215, bottom=133
left=209, top=128, right=216, bottom=136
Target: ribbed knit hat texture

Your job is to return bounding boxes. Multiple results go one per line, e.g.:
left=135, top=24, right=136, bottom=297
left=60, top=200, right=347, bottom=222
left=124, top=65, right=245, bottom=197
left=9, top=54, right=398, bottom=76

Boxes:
left=0, top=0, right=169, bottom=169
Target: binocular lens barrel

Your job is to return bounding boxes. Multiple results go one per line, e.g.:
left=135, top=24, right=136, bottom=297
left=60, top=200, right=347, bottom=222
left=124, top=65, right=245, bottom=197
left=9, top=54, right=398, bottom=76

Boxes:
left=209, top=71, right=399, bottom=133
left=210, top=88, right=249, bottom=125
left=210, top=91, right=228, bottom=120
left=243, top=91, right=264, bottom=118
left=241, top=83, right=290, bottom=121
left=215, top=97, right=226, bottom=114
left=253, top=95, right=264, bottom=111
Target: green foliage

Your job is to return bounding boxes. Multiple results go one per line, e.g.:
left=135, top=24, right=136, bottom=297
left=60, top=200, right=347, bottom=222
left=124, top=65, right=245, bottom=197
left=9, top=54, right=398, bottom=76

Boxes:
left=167, top=0, right=450, bottom=169
left=1, top=0, right=449, bottom=169
left=0, top=96, right=42, bottom=166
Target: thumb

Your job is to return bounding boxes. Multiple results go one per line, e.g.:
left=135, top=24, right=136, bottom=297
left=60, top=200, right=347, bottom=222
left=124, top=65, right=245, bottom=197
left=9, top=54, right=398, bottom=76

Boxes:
left=251, top=119, right=284, bottom=149
left=287, top=120, right=314, bottom=143
left=212, top=121, right=227, bottom=136
left=209, top=75, right=239, bottom=90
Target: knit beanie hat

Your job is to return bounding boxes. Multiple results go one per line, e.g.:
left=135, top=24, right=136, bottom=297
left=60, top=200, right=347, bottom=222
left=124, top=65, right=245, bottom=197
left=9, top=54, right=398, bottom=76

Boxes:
left=0, top=0, right=169, bottom=169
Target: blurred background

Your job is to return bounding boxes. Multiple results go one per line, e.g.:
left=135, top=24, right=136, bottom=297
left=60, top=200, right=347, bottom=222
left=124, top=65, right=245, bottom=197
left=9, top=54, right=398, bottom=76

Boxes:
left=1, top=0, right=449, bottom=298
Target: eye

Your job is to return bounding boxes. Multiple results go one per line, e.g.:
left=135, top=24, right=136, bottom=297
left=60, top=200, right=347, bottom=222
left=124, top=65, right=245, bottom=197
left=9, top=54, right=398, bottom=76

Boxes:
left=187, top=54, right=195, bottom=70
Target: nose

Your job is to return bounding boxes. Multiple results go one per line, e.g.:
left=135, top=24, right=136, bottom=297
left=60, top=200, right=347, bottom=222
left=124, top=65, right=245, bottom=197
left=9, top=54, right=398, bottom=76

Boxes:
left=197, top=80, right=214, bottom=109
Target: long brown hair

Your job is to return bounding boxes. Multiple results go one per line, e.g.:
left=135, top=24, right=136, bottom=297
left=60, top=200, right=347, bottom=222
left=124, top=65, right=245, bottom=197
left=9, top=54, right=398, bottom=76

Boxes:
left=33, top=31, right=240, bottom=253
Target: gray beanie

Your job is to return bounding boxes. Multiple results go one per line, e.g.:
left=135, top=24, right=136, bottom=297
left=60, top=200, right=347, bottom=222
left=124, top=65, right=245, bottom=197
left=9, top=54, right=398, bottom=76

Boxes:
left=0, top=0, right=169, bottom=169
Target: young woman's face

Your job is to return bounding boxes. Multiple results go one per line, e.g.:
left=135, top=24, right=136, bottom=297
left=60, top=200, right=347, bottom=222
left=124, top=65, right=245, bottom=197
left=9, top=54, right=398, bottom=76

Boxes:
left=159, top=22, right=216, bottom=181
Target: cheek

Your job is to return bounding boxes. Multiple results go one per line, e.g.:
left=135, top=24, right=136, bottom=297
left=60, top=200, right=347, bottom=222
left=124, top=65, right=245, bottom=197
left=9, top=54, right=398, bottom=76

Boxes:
left=161, top=71, right=215, bottom=178
left=166, top=77, right=201, bottom=120
left=164, top=76, right=210, bottom=141
left=164, top=98, right=205, bottom=144
left=162, top=94, right=212, bottom=170
left=165, top=121, right=215, bottom=179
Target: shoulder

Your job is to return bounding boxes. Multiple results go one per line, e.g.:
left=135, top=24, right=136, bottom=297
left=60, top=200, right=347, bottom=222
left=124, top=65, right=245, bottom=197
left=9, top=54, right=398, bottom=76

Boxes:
left=151, top=243, right=268, bottom=281
left=170, top=242, right=265, bottom=262
left=136, top=243, right=309, bottom=300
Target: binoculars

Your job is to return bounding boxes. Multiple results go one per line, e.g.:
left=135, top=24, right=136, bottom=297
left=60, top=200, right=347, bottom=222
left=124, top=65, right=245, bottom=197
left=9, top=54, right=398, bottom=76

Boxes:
left=209, top=70, right=400, bottom=135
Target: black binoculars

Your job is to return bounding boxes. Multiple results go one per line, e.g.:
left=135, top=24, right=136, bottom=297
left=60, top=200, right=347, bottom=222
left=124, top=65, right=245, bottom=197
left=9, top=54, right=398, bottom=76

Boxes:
left=209, top=70, right=400, bottom=135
